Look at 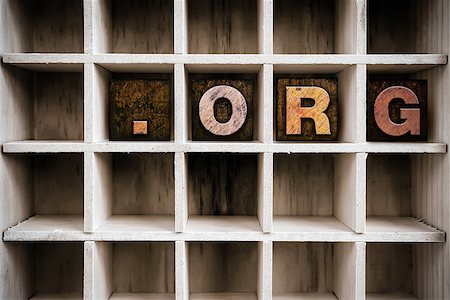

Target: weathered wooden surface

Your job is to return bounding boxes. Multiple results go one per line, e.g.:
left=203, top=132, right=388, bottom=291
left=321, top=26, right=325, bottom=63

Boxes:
left=191, top=77, right=254, bottom=141
left=30, top=0, right=83, bottom=53
left=367, top=80, right=427, bottom=141
left=273, top=242, right=333, bottom=293
left=366, top=243, right=413, bottom=294
left=276, top=78, right=338, bottom=141
left=188, top=154, right=257, bottom=215
left=111, top=0, right=173, bottom=54
left=274, top=0, right=335, bottom=54
left=113, top=242, right=174, bottom=293
left=34, top=73, right=83, bottom=140
left=110, top=78, right=171, bottom=141
left=273, top=154, right=334, bottom=216
left=112, top=154, right=174, bottom=215
left=189, top=242, right=257, bottom=293
left=34, top=243, right=83, bottom=295
left=188, top=0, right=257, bottom=54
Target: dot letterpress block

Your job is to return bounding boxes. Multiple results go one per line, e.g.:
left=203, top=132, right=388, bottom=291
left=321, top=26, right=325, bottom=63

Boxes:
left=367, top=80, right=427, bottom=141
left=191, top=76, right=254, bottom=141
left=109, top=78, right=171, bottom=141
left=276, top=78, right=338, bottom=141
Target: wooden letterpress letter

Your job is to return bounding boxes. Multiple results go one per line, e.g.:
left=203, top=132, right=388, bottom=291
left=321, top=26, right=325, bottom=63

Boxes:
left=110, top=78, right=171, bottom=141
left=367, top=80, right=427, bottom=141
left=277, top=78, right=338, bottom=141
left=192, top=76, right=254, bottom=141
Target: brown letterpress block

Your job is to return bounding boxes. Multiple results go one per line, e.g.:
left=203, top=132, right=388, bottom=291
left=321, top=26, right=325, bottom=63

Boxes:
left=276, top=78, right=338, bottom=141
left=367, top=80, right=427, bottom=141
left=191, top=75, right=254, bottom=141
left=110, top=78, right=171, bottom=141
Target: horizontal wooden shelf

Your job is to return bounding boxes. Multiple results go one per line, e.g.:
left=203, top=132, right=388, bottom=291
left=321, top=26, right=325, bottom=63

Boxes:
left=186, top=216, right=261, bottom=233
left=2, top=54, right=447, bottom=73
left=272, top=293, right=338, bottom=300
left=4, top=216, right=444, bottom=243
left=109, top=293, right=175, bottom=300
left=190, top=293, right=257, bottom=300
left=366, top=293, right=417, bottom=300
left=3, top=140, right=447, bottom=154
left=30, top=293, right=82, bottom=299
left=96, top=215, right=174, bottom=233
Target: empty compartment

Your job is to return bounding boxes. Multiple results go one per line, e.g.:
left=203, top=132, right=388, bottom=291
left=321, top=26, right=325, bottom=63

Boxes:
left=96, top=242, right=175, bottom=299
left=188, top=242, right=258, bottom=299
left=273, top=154, right=355, bottom=233
left=3, top=154, right=84, bottom=231
left=94, top=153, right=175, bottom=232
left=366, top=243, right=417, bottom=299
left=94, top=0, right=173, bottom=53
left=274, top=0, right=334, bottom=54
left=368, top=0, right=447, bottom=54
left=188, top=71, right=260, bottom=142
left=188, top=0, right=258, bottom=54
left=366, top=154, right=442, bottom=232
left=186, top=153, right=262, bottom=232
left=92, top=65, right=174, bottom=142
left=2, top=68, right=84, bottom=141
left=274, top=242, right=358, bottom=299
left=5, top=0, right=83, bottom=53
left=24, top=242, right=84, bottom=299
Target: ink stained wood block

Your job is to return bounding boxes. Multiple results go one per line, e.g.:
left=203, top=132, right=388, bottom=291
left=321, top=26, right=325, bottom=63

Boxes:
left=110, top=79, right=171, bottom=141
left=367, top=80, right=427, bottom=141
left=276, top=78, right=338, bottom=141
left=191, top=76, right=254, bottom=141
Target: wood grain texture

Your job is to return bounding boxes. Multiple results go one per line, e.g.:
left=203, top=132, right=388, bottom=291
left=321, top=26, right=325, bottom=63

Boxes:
left=368, top=0, right=414, bottom=54
left=366, top=243, right=413, bottom=295
left=113, top=242, right=174, bottom=293
left=28, top=0, right=83, bottom=53
left=367, top=155, right=411, bottom=216
left=34, top=73, right=83, bottom=140
left=191, top=76, right=254, bottom=141
left=198, top=85, right=248, bottom=136
left=34, top=154, right=83, bottom=215
left=367, top=80, right=427, bottom=141
left=112, top=154, right=174, bottom=215
left=276, top=78, right=338, bottom=141
left=110, top=78, right=171, bottom=141
left=34, top=243, right=83, bottom=295
left=188, top=154, right=257, bottom=215
left=274, top=0, right=335, bottom=54
left=273, top=154, right=334, bottom=216
left=188, top=0, right=258, bottom=54
left=111, top=0, right=173, bottom=54
left=189, top=242, right=257, bottom=293
left=273, top=242, right=333, bottom=293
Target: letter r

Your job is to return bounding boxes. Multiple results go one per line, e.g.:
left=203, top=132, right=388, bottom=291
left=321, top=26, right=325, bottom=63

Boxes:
left=286, top=86, right=331, bottom=135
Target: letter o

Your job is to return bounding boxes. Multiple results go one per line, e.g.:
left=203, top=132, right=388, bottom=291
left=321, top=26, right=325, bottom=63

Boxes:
left=199, top=85, right=248, bottom=136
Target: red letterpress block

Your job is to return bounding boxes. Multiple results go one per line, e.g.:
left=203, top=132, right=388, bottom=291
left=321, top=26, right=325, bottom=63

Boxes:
left=367, top=80, right=427, bottom=141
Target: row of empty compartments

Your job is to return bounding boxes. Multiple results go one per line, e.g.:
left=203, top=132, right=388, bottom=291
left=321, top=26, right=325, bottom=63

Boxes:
left=10, top=241, right=441, bottom=299
left=5, top=0, right=447, bottom=54
left=4, top=152, right=445, bottom=236
left=3, top=63, right=447, bottom=143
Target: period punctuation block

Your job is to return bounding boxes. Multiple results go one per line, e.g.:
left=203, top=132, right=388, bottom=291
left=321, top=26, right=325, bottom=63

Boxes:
left=368, top=80, right=427, bottom=141
left=276, top=78, right=338, bottom=141
left=191, top=76, right=255, bottom=141
left=109, top=78, right=171, bottom=141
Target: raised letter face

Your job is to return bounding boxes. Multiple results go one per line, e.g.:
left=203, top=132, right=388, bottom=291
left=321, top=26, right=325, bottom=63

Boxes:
left=286, top=86, right=331, bottom=135
left=277, top=78, right=338, bottom=141
left=368, top=80, right=427, bottom=141
left=199, top=85, right=247, bottom=136
left=192, top=77, right=254, bottom=141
